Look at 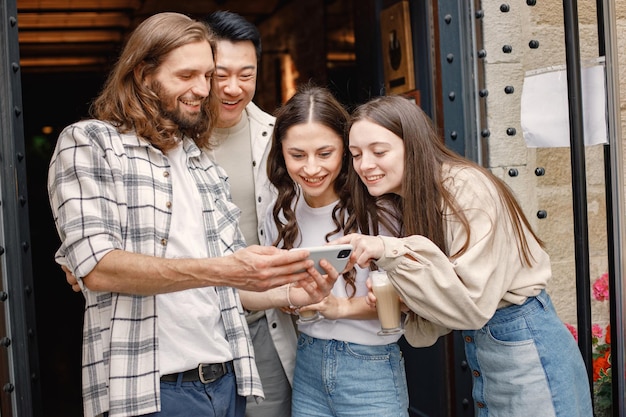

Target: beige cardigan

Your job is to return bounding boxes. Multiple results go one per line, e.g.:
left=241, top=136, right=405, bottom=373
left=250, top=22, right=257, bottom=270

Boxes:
left=375, top=165, right=551, bottom=347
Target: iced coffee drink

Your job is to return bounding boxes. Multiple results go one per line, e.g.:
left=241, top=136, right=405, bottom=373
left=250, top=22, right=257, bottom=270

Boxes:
left=370, top=270, right=403, bottom=335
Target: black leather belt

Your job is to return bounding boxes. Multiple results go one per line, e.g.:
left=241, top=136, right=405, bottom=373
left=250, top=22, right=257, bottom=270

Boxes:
left=160, top=361, right=233, bottom=384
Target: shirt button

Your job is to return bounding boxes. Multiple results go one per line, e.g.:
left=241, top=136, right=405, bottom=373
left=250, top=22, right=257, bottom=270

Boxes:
left=258, top=196, right=262, bottom=203
left=271, top=323, right=277, bottom=329
left=252, top=160, right=257, bottom=167
left=472, top=370, right=480, bottom=377
left=163, top=171, right=170, bottom=178
left=165, top=201, right=172, bottom=209
left=262, top=131, right=268, bottom=136
left=464, top=336, right=473, bottom=343
left=392, top=249, right=398, bottom=255
left=476, top=402, right=485, bottom=408
left=160, top=238, right=167, bottom=246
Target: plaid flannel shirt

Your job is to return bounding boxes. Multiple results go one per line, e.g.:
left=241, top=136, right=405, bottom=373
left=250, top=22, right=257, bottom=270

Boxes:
left=48, top=120, right=262, bottom=417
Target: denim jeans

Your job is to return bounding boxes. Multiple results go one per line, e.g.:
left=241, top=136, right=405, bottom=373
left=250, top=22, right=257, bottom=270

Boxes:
left=144, top=370, right=246, bottom=417
left=292, top=334, right=409, bottom=417
left=462, top=290, right=593, bottom=417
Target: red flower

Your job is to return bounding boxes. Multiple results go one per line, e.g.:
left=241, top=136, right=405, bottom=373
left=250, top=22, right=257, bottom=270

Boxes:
left=592, top=272, right=610, bottom=301
left=593, top=349, right=611, bottom=382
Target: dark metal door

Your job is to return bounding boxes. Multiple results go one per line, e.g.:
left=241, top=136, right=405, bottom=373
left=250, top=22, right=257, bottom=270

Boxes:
left=0, top=0, right=42, bottom=416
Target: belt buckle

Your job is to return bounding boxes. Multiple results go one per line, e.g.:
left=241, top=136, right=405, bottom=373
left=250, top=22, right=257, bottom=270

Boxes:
left=198, top=363, right=226, bottom=384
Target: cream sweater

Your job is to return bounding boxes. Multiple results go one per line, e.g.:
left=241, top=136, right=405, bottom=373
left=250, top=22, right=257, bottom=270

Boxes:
left=375, top=165, right=551, bottom=347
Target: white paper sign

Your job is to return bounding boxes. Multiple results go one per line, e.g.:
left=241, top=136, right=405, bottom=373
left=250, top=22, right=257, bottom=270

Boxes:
left=521, top=63, right=608, bottom=148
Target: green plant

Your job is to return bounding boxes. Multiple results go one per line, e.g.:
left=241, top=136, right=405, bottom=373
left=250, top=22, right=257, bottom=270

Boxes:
left=564, top=272, right=612, bottom=415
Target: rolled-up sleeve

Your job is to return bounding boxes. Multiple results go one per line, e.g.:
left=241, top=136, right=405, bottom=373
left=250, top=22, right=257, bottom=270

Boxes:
left=48, top=122, right=124, bottom=279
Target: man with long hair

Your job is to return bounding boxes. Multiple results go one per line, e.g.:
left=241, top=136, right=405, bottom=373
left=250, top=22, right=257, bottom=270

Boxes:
left=48, top=12, right=337, bottom=417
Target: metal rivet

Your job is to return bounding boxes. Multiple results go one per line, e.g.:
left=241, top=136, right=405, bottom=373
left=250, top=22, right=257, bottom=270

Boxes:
left=500, top=4, right=510, bottom=12
left=446, top=53, right=454, bottom=63
left=502, top=45, right=512, bottom=53
left=444, top=14, right=452, bottom=24
left=19, top=196, right=26, bottom=206
left=477, top=49, right=487, bottom=58
left=0, top=291, right=7, bottom=301
left=535, top=167, right=545, bottom=176
left=12, top=63, right=19, bottom=73
left=14, top=106, right=21, bottom=117
left=481, top=129, right=490, bottom=138
left=25, top=285, right=32, bottom=295
left=537, top=210, right=547, bottom=219
left=0, top=247, right=4, bottom=256
left=529, top=40, right=540, bottom=49
left=450, top=131, right=458, bottom=140
left=3, top=383, right=14, bottom=393
left=9, top=17, right=17, bottom=27
left=22, top=242, right=29, bottom=251
left=506, top=127, right=517, bottom=136
left=0, top=337, right=11, bottom=347
left=527, top=0, right=537, bottom=5
left=17, top=152, right=24, bottom=162
left=448, top=92, right=456, bottom=101
left=504, top=86, right=515, bottom=94
left=508, top=168, right=519, bottom=177
left=479, top=89, right=489, bottom=97
left=475, top=10, right=484, bottom=18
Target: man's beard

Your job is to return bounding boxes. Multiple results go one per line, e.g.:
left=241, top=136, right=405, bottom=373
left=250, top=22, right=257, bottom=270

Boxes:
left=151, top=80, right=208, bottom=135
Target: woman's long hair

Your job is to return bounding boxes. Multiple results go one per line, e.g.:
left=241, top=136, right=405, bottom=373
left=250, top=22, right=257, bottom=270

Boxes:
left=90, top=12, right=219, bottom=152
left=267, top=84, right=356, bottom=293
left=347, top=95, right=542, bottom=267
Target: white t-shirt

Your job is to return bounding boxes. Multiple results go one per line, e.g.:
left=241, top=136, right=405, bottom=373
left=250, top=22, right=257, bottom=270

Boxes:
left=265, top=196, right=401, bottom=346
left=157, top=141, right=232, bottom=375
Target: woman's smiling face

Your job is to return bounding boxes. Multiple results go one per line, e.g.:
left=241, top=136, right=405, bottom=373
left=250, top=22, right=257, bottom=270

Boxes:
left=349, top=119, right=406, bottom=197
left=282, top=121, right=345, bottom=208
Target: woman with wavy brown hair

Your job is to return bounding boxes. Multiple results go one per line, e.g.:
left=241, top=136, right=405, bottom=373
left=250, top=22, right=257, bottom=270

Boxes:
left=240, top=85, right=409, bottom=417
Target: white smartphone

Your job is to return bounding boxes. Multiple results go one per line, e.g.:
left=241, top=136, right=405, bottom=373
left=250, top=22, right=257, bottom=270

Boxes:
left=291, top=244, right=353, bottom=274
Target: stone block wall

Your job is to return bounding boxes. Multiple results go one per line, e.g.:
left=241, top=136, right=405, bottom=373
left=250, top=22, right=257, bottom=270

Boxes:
left=481, top=0, right=624, bottom=330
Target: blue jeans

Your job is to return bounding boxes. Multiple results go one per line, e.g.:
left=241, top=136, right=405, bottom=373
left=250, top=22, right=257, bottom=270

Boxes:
left=144, top=370, right=246, bottom=417
left=462, top=290, right=593, bottom=417
left=292, top=334, right=409, bottom=417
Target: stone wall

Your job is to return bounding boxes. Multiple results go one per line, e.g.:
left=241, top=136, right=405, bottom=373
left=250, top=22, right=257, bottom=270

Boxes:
left=481, top=0, right=625, bottom=330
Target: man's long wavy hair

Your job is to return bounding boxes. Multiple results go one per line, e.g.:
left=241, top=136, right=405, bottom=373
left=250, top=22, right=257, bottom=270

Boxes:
left=267, top=85, right=357, bottom=294
left=89, top=12, right=219, bottom=152
left=345, top=95, right=543, bottom=267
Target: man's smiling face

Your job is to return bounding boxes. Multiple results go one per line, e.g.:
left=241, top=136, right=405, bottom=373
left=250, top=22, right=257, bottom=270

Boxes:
left=213, top=39, right=258, bottom=128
